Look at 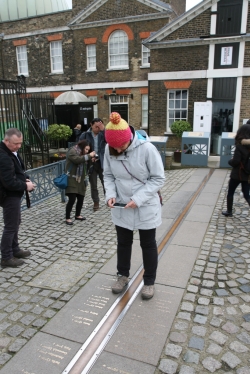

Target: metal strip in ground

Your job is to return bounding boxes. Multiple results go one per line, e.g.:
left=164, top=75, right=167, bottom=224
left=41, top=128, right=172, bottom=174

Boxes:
left=62, top=169, right=214, bottom=374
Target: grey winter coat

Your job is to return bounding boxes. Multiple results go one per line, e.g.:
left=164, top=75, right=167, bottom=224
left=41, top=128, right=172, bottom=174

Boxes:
left=65, top=146, right=90, bottom=196
left=103, top=129, right=165, bottom=230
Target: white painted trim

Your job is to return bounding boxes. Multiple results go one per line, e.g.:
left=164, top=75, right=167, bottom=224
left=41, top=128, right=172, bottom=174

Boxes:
left=210, top=14, right=217, bottom=36
left=148, top=70, right=207, bottom=80
left=241, top=0, right=248, bottom=34
left=148, top=67, right=250, bottom=81
left=26, top=81, right=148, bottom=93
left=208, top=44, right=215, bottom=70
left=239, top=41, right=245, bottom=69
left=4, top=27, right=69, bottom=40
left=211, top=1, right=217, bottom=12
left=234, top=77, right=243, bottom=132
left=207, top=78, right=213, bottom=98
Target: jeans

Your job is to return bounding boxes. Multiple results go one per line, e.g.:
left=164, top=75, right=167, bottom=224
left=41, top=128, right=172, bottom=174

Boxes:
left=227, top=179, right=250, bottom=202
left=1, top=196, right=21, bottom=260
left=89, top=160, right=105, bottom=203
left=66, top=193, right=84, bottom=219
left=115, top=225, right=158, bottom=285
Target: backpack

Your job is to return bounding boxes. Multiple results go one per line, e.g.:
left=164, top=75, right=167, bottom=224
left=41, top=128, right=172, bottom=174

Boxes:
left=241, top=151, right=250, bottom=175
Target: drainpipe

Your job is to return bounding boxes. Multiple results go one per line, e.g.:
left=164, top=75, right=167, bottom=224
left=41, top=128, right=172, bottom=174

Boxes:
left=0, top=33, right=5, bottom=79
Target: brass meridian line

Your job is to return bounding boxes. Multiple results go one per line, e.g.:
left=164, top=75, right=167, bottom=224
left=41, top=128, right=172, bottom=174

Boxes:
left=68, top=169, right=214, bottom=374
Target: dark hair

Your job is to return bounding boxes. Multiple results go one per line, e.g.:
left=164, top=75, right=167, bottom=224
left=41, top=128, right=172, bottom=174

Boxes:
left=246, top=119, right=250, bottom=125
left=235, top=124, right=250, bottom=144
left=91, top=118, right=103, bottom=125
left=77, top=139, right=91, bottom=154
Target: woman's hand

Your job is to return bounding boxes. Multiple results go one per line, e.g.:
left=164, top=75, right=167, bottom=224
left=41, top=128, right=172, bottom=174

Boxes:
left=108, top=198, right=116, bottom=208
left=89, top=151, right=96, bottom=158
left=126, top=200, right=137, bottom=209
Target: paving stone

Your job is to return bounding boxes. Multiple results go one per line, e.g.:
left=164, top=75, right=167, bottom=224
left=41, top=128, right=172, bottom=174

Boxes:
left=179, top=366, right=195, bottom=374
left=243, top=314, right=250, bottom=322
left=8, top=338, right=27, bottom=353
left=240, top=305, right=250, bottom=314
left=193, top=315, right=207, bottom=324
left=222, top=321, right=240, bottom=334
left=195, top=306, right=209, bottom=315
left=20, top=315, right=37, bottom=326
left=0, top=353, right=12, bottom=365
left=229, top=341, right=249, bottom=353
left=165, top=343, right=182, bottom=358
left=227, top=296, right=240, bottom=304
left=181, top=302, right=194, bottom=312
left=177, top=312, right=191, bottom=321
left=221, top=351, right=241, bottom=369
left=213, top=306, right=224, bottom=315
left=21, top=328, right=37, bottom=339
left=210, top=317, right=223, bottom=327
left=202, top=357, right=222, bottom=372
left=197, top=297, right=210, bottom=305
left=215, top=289, right=229, bottom=296
left=213, top=297, right=224, bottom=305
left=237, top=367, right=250, bottom=374
left=206, top=343, right=222, bottom=355
left=209, top=331, right=228, bottom=345
left=159, top=359, right=178, bottom=374
left=183, top=350, right=200, bottom=364
left=192, top=325, right=206, bottom=337
left=169, top=332, right=187, bottom=343
left=242, top=322, right=250, bottom=331
left=237, top=331, right=250, bottom=345
left=188, top=336, right=204, bottom=350
left=240, top=285, right=250, bottom=293
left=0, top=337, right=11, bottom=349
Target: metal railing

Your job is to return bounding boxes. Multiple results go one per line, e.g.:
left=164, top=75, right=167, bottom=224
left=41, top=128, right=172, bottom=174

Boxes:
left=21, top=160, right=66, bottom=210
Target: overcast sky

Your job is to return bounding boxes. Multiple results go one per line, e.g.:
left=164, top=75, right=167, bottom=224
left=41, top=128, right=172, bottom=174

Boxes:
left=65, top=0, right=203, bottom=12
left=186, top=0, right=202, bottom=10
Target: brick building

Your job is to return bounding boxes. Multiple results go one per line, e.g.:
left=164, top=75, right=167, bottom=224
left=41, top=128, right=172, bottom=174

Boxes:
left=144, top=0, right=250, bottom=153
left=0, top=0, right=185, bottom=131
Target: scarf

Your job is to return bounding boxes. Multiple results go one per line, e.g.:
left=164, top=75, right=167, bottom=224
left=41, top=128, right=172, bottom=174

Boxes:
left=73, top=145, right=86, bottom=183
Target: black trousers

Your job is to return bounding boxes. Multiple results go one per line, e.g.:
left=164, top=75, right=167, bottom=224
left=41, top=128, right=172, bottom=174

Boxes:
left=115, top=225, right=158, bottom=285
left=89, top=160, right=105, bottom=203
left=1, top=196, right=21, bottom=260
left=227, top=178, right=250, bottom=201
left=66, top=193, right=84, bottom=219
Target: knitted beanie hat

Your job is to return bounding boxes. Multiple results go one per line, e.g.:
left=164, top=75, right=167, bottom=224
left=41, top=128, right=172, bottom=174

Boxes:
left=105, top=112, right=132, bottom=148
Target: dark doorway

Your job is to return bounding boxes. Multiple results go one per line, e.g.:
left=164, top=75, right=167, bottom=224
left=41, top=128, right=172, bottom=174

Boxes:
left=110, top=105, right=128, bottom=122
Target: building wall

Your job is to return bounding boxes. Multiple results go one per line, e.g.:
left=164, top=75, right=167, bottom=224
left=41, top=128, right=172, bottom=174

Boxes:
left=150, top=45, right=209, bottom=72
left=163, top=8, right=211, bottom=41
left=240, top=76, right=250, bottom=123
left=0, top=11, right=72, bottom=35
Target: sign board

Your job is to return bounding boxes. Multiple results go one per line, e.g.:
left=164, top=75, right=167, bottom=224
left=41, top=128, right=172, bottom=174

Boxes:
left=188, top=132, right=204, bottom=137
left=193, top=101, right=212, bottom=132
left=221, top=46, right=233, bottom=65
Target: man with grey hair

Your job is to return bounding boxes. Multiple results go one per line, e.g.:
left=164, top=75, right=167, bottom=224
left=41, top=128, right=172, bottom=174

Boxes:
left=0, top=128, right=36, bottom=268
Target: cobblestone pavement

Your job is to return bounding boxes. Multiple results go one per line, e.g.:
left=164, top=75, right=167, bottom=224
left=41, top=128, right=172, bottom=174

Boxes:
left=0, top=168, right=195, bottom=369
left=156, top=172, right=250, bottom=374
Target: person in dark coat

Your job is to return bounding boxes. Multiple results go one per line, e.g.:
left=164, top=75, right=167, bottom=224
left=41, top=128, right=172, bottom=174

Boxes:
left=222, top=124, right=250, bottom=217
left=65, top=140, right=95, bottom=225
left=0, top=128, right=36, bottom=268
left=73, top=124, right=82, bottom=142
left=79, top=118, right=106, bottom=211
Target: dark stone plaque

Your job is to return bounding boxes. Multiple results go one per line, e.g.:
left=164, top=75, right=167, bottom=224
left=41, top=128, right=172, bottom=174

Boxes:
left=104, top=284, right=183, bottom=366
left=42, top=274, right=118, bottom=343
left=89, top=351, right=155, bottom=374
left=0, top=332, right=80, bottom=374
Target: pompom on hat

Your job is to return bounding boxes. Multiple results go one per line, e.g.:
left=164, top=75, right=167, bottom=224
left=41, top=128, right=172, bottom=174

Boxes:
left=105, top=112, right=132, bottom=148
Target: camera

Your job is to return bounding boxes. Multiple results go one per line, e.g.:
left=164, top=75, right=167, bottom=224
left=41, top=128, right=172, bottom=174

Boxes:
left=95, top=154, right=99, bottom=160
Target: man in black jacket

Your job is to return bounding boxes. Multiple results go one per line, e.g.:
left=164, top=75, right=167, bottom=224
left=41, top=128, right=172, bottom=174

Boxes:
left=0, top=128, right=36, bottom=268
left=79, top=118, right=106, bottom=211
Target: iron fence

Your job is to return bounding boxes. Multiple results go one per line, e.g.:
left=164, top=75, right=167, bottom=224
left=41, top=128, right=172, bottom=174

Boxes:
left=21, top=160, right=66, bottom=210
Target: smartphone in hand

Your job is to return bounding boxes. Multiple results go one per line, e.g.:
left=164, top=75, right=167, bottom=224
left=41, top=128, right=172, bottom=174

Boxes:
left=113, top=203, right=126, bottom=208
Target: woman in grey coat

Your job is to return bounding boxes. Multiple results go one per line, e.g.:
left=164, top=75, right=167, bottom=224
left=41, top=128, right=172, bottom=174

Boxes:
left=104, top=112, right=165, bottom=300
left=65, top=140, right=95, bottom=225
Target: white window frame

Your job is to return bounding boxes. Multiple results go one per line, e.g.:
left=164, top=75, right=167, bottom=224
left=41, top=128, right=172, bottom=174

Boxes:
left=16, top=45, right=29, bottom=76
left=167, top=89, right=188, bottom=132
left=86, top=45, right=96, bottom=71
left=89, top=96, right=98, bottom=118
left=141, top=43, right=150, bottom=67
left=108, top=30, right=128, bottom=69
left=141, top=94, right=148, bottom=128
left=50, top=41, right=63, bottom=74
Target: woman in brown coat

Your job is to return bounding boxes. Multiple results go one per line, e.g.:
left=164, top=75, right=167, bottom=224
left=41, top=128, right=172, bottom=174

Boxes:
left=65, top=140, right=95, bottom=225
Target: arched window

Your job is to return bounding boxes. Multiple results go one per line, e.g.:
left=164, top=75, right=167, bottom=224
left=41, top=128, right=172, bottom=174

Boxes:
left=109, top=30, right=128, bottom=69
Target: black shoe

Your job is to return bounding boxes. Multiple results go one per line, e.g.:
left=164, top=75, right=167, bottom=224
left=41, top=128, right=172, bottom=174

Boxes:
left=14, top=249, right=31, bottom=258
left=75, top=216, right=86, bottom=221
left=1, top=257, right=24, bottom=268
left=66, top=220, right=73, bottom=225
left=222, top=211, right=233, bottom=217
